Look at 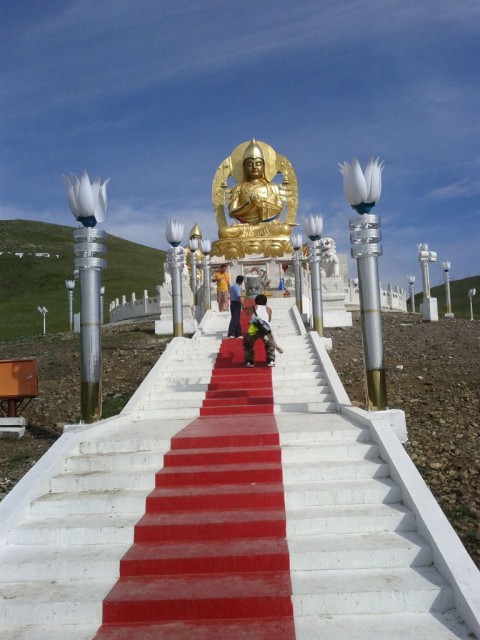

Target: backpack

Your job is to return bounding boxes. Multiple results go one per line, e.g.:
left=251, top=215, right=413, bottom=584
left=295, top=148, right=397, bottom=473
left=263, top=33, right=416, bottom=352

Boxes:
left=251, top=309, right=270, bottom=336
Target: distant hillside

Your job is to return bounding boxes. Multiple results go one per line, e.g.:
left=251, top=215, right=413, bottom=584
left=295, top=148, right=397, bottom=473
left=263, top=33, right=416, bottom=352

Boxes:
left=413, top=276, right=479, bottom=320
left=0, top=219, right=166, bottom=340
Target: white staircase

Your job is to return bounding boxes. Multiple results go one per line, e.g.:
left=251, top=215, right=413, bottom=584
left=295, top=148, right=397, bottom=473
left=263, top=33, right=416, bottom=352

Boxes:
left=0, top=299, right=478, bottom=639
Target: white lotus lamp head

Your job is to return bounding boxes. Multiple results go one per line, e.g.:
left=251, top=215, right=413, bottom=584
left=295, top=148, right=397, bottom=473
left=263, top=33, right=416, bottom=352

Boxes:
left=290, top=233, right=303, bottom=251
left=442, top=261, right=451, bottom=272
left=165, top=220, right=184, bottom=247
left=338, top=157, right=383, bottom=214
left=62, top=170, right=109, bottom=227
left=189, top=238, right=199, bottom=252
left=302, top=214, right=323, bottom=241
left=199, top=239, right=212, bottom=255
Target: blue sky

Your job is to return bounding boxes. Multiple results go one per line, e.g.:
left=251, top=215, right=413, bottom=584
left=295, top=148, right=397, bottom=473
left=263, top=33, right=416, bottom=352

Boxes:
left=1, top=1, right=479, bottom=289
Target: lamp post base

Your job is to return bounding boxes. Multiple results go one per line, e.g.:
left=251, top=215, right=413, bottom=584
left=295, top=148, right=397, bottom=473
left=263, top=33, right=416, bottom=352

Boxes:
left=420, top=297, right=438, bottom=322
left=365, top=368, right=388, bottom=411
left=313, top=316, right=323, bottom=335
left=80, top=381, right=102, bottom=424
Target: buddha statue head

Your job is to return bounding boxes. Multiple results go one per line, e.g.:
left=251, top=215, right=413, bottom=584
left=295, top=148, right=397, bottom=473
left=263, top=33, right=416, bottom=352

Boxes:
left=242, top=139, right=266, bottom=182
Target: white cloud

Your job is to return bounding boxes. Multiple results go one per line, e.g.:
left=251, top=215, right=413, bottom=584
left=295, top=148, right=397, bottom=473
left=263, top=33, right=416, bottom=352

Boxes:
left=428, top=179, right=480, bottom=200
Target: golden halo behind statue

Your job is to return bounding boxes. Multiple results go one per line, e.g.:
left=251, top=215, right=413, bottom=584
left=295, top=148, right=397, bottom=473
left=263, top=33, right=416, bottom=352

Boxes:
left=230, top=140, right=277, bottom=183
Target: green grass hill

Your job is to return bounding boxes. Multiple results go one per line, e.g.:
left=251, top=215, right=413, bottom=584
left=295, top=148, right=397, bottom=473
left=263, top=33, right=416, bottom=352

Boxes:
left=413, top=276, right=479, bottom=319
left=0, top=219, right=166, bottom=341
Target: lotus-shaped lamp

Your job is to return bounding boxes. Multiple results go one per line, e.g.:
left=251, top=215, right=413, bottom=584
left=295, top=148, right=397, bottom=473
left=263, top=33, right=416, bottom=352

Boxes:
left=442, top=261, right=451, bottom=272
left=407, top=275, right=415, bottom=285
left=302, top=214, right=323, bottom=242
left=65, top=279, right=75, bottom=291
left=338, top=157, right=383, bottom=214
left=62, top=170, right=109, bottom=227
left=165, top=220, right=184, bottom=247
left=199, top=239, right=211, bottom=255
left=290, top=233, right=303, bottom=251
left=189, top=238, right=199, bottom=252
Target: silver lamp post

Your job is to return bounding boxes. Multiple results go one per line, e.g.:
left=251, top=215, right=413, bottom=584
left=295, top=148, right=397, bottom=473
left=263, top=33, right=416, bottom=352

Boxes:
left=65, top=279, right=75, bottom=330
left=302, top=215, right=324, bottom=335
left=200, top=239, right=212, bottom=312
left=62, top=170, right=109, bottom=423
left=339, top=156, right=387, bottom=411
left=189, top=238, right=199, bottom=305
left=37, top=305, right=48, bottom=335
left=441, top=261, right=454, bottom=318
left=407, top=275, right=416, bottom=313
left=290, top=233, right=303, bottom=314
left=165, top=220, right=185, bottom=337
left=468, top=288, right=476, bottom=321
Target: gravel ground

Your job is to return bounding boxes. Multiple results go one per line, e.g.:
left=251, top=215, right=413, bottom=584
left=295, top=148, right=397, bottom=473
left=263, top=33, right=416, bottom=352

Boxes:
left=0, top=313, right=479, bottom=567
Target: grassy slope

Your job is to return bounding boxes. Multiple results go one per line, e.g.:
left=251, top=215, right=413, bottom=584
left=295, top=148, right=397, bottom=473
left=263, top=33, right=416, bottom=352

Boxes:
left=0, top=220, right=166, bottom=340
left=414, top=275, right=479, bottom=318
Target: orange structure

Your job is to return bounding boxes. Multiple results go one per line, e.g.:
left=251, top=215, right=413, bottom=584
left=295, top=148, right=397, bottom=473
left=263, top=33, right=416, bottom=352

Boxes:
left=0, top=359, right=38, bottom=417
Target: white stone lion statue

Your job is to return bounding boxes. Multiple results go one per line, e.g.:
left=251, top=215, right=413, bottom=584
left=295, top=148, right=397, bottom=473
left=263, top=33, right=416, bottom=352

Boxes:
left=320, top=237, right=340, bottom=278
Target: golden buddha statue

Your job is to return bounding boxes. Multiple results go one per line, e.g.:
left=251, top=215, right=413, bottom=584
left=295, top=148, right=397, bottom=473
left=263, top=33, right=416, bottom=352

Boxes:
left=211, top=139, right=298, bottom=259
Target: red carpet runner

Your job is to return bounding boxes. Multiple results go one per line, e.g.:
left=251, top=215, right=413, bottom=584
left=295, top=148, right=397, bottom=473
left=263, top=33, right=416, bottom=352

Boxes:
left=94, top=314, right=295, bottom=639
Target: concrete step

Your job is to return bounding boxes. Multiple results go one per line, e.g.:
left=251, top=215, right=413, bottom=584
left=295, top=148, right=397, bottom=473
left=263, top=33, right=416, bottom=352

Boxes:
left=0, top=543, right=130, bottom=581
left=2, top=625, right=99, bottom=640
left=138, top=397, right=204, bottom=410
left=275, top=401, right=337, bottom=413
left=272, top=384, right=331, bottom=396
left=30, top=489, right=149, bottom=516
left=0, top=579, right=111, bottom=626
left=93, top=617, right=295, bottom=640
left=274, top=378, right=329, bottom=390
left=279, top=423, right=370, bottom=445
left=281, top=441, right=380, bottom=462
left=271, top=363, right=323, bottom=373
left=6, top=513, right=139, bottom=545
left=272, top=369, right=325, bottom=380
left=146, top=482, right=285, bottom=512
left=154, top=462, right=283, bottom=486
left=154, top=382, right=209, bottom=392
left=164, top=445, right=281, bottom=466
left=288, top=531, right=432, bottom=570
left=200, top=405, right=274, bottom=417
left=49, top=468, right=158, bottom=493
left=282, top=458, right=390, bottom=482
left=120, top=538, right=290, bottom=575
left=284, top=478, right=402, bottom=507
left=131, top=407, right=200, bottom=420
left=65, top=450, right=165, bottom=473
left=134, top=508, right=287, bottom=542
left=101, top=571, right=293, bottom=623
left=274, top=392, right=334, bottom=404
left=291, top=566, right=454, bottom=615
left=286, top=502, right=416, bottom=536
left=202, top=396, right=273, bottom=408
left=293, top=611, right=474, bottom=640
left=78, top=437, right=171, bottom=455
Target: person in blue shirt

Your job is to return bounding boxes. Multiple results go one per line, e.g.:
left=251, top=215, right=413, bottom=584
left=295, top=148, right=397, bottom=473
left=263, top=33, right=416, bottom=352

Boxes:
left=227, top=275, right=245, bottom=338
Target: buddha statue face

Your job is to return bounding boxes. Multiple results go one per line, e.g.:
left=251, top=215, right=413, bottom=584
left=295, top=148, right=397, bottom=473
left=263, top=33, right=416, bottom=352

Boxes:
left=244, top=157, right=266, bottom=181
